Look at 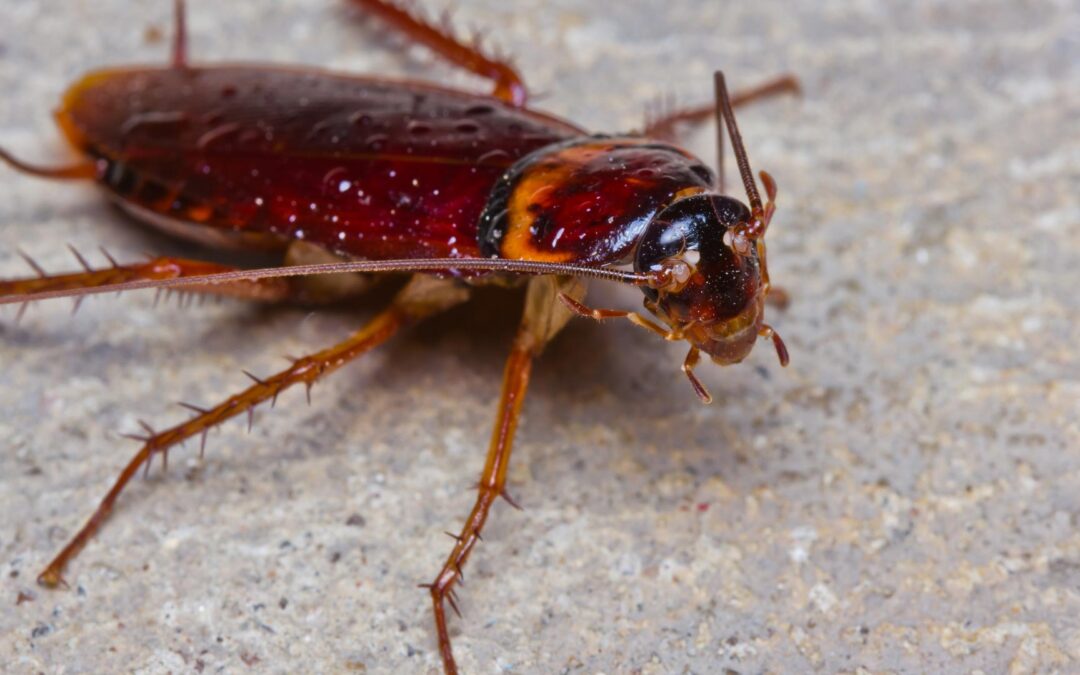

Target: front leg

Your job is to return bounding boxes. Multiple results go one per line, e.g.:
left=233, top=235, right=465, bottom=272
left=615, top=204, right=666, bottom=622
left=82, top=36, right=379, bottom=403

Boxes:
left=424, top=275, right=585, bottom=674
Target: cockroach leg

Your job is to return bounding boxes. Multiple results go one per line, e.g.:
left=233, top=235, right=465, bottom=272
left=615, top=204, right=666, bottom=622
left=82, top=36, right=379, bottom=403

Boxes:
left=557, top=293, right=673, bottom=339
left=35, top=275, right=468, bottom=589
left=425, top=277, right=581, bottom=674
left=759, top=323, right=790, bottom=367
left=556, top=292, right=628, bottom=320
left=0, top=255, right=293, bottom=304
left=425, top=338, right=532, bottom=675
left=642, top=74, right=800, bottom=142
left=730, top=74, right=801, bottom=108
left=681, top=345, right=712, bottom=404
left=171, top=0, right=188, bottom=69
left=350, top=0, right=528, bottom=106
left=281, top=240, right=379, bottom=304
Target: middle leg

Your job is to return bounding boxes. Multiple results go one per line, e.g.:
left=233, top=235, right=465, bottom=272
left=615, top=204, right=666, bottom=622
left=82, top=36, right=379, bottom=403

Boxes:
left=424, top=275, right=585, bottom=675
left=36, top=274, right=469, bottom=588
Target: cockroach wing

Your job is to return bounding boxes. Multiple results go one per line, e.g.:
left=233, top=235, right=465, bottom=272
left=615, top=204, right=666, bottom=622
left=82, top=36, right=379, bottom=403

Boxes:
left=58, top=66, right=581, bottom=260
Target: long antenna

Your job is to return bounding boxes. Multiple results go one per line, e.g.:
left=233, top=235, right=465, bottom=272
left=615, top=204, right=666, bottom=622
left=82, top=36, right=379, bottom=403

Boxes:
left=0, top=257, right=657, bottom=306
left=714, top=79, right=725, bottom=194
left=714, top=71, right=761, bottom=212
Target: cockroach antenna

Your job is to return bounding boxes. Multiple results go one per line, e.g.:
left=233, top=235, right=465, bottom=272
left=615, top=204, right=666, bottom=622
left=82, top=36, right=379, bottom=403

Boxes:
left=715, top=70, right=762, bottom=212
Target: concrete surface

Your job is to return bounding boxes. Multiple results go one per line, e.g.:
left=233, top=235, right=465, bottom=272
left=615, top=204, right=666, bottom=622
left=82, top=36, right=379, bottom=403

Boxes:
left=1, top=1, right=1078, bottom=673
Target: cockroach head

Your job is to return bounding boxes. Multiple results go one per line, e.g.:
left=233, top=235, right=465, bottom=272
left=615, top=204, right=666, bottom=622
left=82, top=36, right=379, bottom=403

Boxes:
left=634, top=192, right=769, bottom=366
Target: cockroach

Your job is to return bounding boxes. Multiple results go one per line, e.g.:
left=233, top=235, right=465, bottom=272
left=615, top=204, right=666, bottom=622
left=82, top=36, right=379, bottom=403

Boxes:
left=0, top=1, right=798, bottom=672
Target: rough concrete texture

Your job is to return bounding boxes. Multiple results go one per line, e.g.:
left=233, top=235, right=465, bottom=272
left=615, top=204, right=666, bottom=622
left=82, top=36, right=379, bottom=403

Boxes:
left=1, top=1, right=1078, bottom=673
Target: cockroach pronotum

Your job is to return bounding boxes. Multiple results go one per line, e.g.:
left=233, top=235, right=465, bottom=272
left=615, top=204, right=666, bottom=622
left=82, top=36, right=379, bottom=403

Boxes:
left=0, top=1, right=799, bottom=671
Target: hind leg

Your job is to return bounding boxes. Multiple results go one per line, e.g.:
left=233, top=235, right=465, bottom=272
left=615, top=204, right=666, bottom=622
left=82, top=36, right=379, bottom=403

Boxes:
left=423, top=275, right=584, bottom=674
left=0, top=250, right=293, bottom=308
left=35, top=274, right=468, bottom=588
left=0, top=238, right=386, bottom=312
left=0, top=250, right=304, bottom=321
left=349, top=0, right=528, bottom=106
left=643, top=73, right=801, bottom=141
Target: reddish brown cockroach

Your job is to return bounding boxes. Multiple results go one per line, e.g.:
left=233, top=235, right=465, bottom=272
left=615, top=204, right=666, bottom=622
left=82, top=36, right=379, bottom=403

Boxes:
left=0, top=1, right=798, bottom=672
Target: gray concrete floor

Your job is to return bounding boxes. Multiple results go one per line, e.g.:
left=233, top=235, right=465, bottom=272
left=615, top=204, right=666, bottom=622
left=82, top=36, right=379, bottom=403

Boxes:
left=2, top=1, right=1078, bottom=673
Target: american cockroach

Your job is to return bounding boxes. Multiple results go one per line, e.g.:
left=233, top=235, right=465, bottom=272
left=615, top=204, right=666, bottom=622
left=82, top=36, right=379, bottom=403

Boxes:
left=0, top=1, right=798, bottom=672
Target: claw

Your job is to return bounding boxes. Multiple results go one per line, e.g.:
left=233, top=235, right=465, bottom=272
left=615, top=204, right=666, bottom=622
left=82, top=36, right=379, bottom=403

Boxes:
left=36, top=568, right=69, bottom=590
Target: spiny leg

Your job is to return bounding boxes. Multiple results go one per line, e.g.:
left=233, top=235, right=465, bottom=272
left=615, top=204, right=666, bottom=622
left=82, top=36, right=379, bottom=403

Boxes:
left=0, top=240, right=384, bottom=312
left=37, top=275, right=468, bottom=588
left=424, top=275, right=584, bottom=675
left=349, top=0, right=528, bottom=106
left=0, top=252, right=295, bottom=315
left=643, top=73, right=800, bottom=141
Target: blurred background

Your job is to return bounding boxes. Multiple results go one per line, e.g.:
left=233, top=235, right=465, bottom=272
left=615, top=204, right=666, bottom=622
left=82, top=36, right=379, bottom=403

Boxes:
left=1, top=1, right=1078, bottom=672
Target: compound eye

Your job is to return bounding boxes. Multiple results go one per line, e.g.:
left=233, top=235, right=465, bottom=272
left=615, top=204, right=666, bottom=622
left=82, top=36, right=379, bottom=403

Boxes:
left=634, top=200, right=700, bottom=275
left=634, top=193, right=751, bottom=274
